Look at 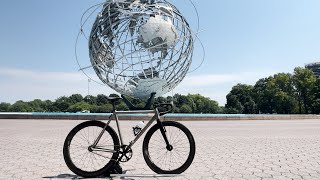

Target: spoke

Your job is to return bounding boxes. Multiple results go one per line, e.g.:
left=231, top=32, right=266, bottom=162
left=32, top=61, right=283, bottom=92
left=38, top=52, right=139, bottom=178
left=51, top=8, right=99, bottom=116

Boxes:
left=146, top=124, right=192, bottom=171
left=92, top=151, right=113, bottom=159
left=78, top=131, right=91, bottom=145
left=68, top=124, right=117, bottom=173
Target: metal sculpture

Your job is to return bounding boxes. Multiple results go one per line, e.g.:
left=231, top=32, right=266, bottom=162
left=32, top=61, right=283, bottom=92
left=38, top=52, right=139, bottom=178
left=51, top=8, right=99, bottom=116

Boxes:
left=78, top=0, right=201, bottom=99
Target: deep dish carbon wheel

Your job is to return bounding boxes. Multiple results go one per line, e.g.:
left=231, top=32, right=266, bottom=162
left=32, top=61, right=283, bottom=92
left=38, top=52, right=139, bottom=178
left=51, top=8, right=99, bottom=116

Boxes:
left=142, top=121, right=196, bottom=174
left=63, top=121, right=120, bottom=178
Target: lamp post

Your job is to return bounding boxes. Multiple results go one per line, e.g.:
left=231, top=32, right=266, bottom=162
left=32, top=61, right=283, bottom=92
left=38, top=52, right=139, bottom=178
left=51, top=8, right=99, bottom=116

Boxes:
left=87, top=79, right=91, bottom=96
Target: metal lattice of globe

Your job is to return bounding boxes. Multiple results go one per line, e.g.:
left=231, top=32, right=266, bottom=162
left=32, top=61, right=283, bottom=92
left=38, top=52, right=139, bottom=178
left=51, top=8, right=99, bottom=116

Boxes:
left=89, top=0, right=194, bottom=99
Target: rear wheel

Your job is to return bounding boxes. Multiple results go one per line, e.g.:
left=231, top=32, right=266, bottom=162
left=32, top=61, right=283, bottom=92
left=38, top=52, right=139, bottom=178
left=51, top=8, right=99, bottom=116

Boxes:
left=143, top=121, right=196, bottom=174
left=63, top=121, right=119, bottom=178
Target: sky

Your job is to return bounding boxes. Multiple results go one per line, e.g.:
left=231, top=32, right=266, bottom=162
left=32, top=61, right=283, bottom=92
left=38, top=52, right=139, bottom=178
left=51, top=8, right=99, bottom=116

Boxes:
left=0, top=0, right=320, bottom=105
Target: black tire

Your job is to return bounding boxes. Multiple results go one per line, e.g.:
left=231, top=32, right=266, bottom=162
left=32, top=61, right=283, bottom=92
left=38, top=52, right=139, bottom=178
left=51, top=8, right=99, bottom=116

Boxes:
left=143, top=121, right=196, bottom=174
left=63, top=120, right=120, bottom=178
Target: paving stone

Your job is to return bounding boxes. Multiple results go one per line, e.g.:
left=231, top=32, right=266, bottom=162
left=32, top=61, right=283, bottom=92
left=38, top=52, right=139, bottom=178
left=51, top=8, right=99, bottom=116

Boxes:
left=0, top=119, right=320, bottom=179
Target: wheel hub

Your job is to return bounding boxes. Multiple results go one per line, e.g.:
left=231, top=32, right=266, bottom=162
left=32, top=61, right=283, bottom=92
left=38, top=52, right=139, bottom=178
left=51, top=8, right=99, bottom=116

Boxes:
left=166, top=145, right=173, bottom=151
left=88, top=146, right=93, bottom=152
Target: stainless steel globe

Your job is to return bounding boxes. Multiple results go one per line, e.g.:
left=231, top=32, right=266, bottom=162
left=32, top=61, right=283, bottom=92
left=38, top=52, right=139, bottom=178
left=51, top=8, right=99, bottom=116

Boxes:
left=89, top=0, right=194, bottom=99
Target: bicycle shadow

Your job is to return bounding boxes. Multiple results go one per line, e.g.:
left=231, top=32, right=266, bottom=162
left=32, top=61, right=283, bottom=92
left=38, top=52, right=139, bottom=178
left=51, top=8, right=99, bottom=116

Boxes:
left=42, top=170, right=133, bottom=180
left=42, top=174, right=83, bottom=179
left=43, top=173, right=130, bottom=179
left=43, top=171, right=182, bottom=180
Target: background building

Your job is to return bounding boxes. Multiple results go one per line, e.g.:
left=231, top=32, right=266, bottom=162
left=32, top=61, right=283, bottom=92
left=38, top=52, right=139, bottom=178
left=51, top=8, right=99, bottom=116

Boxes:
left=305, top=62, right=320, bottom=78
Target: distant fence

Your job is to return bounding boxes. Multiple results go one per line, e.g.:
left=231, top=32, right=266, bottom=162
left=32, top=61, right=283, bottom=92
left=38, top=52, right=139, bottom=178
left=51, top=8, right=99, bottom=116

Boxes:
left=0, top=113, right=320, bottom=121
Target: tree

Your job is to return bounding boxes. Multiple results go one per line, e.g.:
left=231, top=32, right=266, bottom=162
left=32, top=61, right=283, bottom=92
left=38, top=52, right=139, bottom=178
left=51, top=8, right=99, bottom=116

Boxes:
left=0, top=102, right=11, bottom=112
left=69, top=94, right=83, bottom=104
left=225, top=95, right=243, bottom=114
left=53, top=96, right=71, bottom=112
left=68, top=102, right=91, bottom=113
left=90, top=104, right=113, bottom=113
left=9, top=101, right=32, bottom=112
left=84, top=95, right=96, bottom=105
left=226, top=84, right=256, bottom=114
left=179, top=104, right=193, bottom=113
left=272, top=73, right=297, bottom=114
left=187, top=94, right=219, bottom=113
left=293, top=67, right=316, bottom=113
left=29, top=99, right=45, bottom=112
left=274, top=91, right=297, bottom=114
left=96, top=94, right=109, bottom=106
left=253, top=77, right=278, bottom=114
left=117, top=102, right=129, bottom=111
left=312, top=79, right=320, bottom=114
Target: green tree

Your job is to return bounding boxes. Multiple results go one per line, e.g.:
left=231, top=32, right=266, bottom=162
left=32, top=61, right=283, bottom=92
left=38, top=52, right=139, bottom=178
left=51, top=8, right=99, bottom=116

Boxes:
left=272, top=73, right=297, bottom=114
left=84, top=95, right=96, bottom=105
left=187, top=94, right=219, bottom=113
left=90, top=104, right=113, bottom=113
left=0, top=102, right=11, bottom=112
left=253, top=77, right=277, bottom=114
left=226, top=84, right=256, bottom=114
left=312, top=79, right=320, bottom=114
left=96, top=94, right=109, bottom=106
left=9, top=101, right=32, bottom=112
left=28, top=99, right=45, bottom=112
left=117, top=102, right=129, bottom=111
left=53, top=96, right=71, bottom=112
left=225, top=95, right=243, bottom=114
left=43, top=100, right=57, bottom=112
left=68, top=102, right=91, bottom=112
left=293, top=67, right=317, bottom=113
left=179, top=104, right=193, bottom=113
left=69, top=94, right=83, bottom=104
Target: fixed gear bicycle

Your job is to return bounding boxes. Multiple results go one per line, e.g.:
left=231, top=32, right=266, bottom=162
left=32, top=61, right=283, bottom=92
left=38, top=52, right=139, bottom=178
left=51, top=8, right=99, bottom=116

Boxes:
left=63, top=95, right=196, bottom=178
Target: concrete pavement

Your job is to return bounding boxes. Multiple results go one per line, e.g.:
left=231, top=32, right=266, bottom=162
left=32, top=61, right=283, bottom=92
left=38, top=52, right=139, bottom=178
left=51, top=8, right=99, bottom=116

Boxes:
left=0, top=119, right=319, bottom=180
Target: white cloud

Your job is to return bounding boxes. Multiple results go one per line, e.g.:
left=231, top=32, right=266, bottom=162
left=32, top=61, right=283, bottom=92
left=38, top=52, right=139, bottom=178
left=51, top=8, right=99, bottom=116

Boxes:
left=168, top=71, right=276, bottom=105
left=179, top=71, right=275, bottom=87
left=0, top=67, right=114, bottom=103
left=0, top=67, right=275, bottom=105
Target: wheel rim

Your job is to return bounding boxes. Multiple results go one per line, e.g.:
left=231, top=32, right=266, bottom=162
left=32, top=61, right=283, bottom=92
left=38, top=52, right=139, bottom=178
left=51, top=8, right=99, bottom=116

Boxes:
left=147, top=125, right=191, bottom=172
left=68, top=125, right=116, bottom=172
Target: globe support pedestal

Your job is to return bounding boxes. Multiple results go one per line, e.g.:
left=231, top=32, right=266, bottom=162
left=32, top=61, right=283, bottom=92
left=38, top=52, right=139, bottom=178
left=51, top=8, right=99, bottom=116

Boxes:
left=121, top=92, right=156, bottom=110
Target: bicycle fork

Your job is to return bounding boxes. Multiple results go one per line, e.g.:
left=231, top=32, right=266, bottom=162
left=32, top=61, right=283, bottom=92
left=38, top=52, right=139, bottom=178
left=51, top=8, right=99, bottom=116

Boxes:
left=156, top=118, right=173, bottom=151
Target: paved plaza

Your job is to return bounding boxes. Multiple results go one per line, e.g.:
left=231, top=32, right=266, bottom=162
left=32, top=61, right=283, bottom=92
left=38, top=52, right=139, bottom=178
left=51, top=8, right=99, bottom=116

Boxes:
left=0, top=119, right=320, bottom=180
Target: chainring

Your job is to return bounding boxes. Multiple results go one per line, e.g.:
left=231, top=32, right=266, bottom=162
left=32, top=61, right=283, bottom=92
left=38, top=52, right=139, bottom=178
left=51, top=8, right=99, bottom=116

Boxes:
left=118, top=145, right=133, bottom=162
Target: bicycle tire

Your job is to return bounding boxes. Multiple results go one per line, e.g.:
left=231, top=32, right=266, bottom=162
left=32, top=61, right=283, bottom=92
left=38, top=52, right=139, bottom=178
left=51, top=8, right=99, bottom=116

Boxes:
left=63, top=120, right=119, bottom=178
left=142, top=121, right=196, bottom=174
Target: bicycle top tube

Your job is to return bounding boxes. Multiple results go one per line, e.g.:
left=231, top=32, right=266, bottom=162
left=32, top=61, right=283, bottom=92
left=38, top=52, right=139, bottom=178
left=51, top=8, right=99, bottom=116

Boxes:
left=114, top=109, right=156, bottom=115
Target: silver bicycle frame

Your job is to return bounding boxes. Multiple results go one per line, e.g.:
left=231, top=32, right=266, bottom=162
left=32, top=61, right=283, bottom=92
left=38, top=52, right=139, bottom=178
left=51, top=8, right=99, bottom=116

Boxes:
left=92, top=108, right=161, bottom=150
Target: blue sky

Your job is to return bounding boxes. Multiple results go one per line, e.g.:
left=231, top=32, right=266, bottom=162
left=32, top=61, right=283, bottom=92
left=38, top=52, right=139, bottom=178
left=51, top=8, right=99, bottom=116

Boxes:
left=0, top=0, right=320, bottom=105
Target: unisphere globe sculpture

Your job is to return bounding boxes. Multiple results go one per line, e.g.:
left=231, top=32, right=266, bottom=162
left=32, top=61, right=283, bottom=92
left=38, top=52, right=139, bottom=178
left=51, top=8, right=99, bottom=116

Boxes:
left=89, top=0, right=194, bottom=99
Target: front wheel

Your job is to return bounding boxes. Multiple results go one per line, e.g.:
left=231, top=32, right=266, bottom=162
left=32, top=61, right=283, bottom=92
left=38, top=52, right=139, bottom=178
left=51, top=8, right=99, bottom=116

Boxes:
left=142, top=121, right=196, bottom=174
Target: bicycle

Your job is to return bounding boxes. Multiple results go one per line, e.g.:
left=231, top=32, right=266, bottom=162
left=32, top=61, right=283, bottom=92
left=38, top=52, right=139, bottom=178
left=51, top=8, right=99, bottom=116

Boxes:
left=63, top=94, right=196, bottom=178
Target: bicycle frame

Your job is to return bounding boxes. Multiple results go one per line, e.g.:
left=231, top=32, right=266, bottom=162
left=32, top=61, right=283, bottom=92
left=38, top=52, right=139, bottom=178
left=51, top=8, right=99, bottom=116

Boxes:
left=91, top=108, right=162, bottom=151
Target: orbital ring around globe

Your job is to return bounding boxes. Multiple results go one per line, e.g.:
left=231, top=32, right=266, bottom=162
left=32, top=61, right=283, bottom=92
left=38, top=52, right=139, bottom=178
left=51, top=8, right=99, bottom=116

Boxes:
left=75, top=0, right=205, bottom=99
